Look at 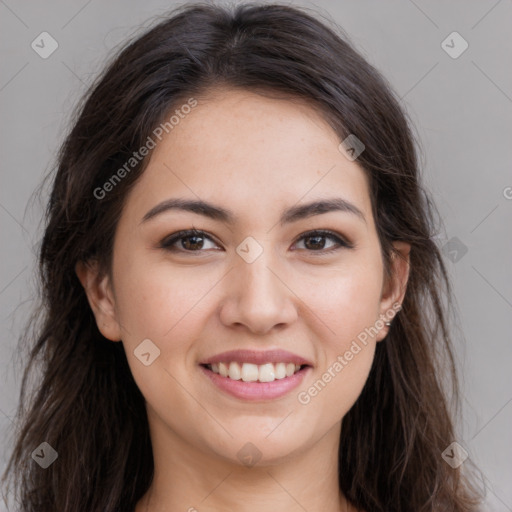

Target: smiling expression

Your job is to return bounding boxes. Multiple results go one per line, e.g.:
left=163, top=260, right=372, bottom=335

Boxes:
left=77, top=86, right=409, bottom=466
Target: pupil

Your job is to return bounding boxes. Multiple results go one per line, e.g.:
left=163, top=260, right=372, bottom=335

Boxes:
left=305, top=235, right=324, bottom=250
left=184, top=235, right=203, bottom=250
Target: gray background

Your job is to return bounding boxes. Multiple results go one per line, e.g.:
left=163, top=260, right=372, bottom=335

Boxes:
left=1, top=0, right=511, bottom=510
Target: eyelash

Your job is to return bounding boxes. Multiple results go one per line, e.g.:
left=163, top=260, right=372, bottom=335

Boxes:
left=159, top=228, right=354, bottom=255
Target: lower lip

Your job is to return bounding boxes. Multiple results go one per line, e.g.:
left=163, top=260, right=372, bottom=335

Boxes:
left=199, top=365, right=311, bottom=401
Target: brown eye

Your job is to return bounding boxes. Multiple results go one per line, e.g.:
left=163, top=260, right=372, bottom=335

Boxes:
left=181, top=234, right=205, bottom=250
left=293, top=230, right=353, bottom=253
left=160, top=229, right=219, bottom=252
left=160, top=228, right=353, bottom=255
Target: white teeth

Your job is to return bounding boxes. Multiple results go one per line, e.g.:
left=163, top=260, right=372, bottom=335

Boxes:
left=275, top=362, right=287, bottom=379
left=218, top=362, right=228, bottom=377
left=241, top=363, right=259, bottom=382
left=208, top=361, right=305, bottom=382
left=228, top=362, right=241, bottom=380
left=258, top=363, right=275, bottom=382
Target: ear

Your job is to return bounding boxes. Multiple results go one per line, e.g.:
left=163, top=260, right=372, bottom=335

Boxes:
left=376, top=241, right=411, bottom=342
left=75, top=260, right=122, bottom=342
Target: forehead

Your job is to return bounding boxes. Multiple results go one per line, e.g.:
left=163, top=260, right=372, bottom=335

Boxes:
left=123, top=88, right=373, bottom=228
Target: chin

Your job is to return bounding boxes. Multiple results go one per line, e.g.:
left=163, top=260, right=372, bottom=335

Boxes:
left=205, top=427, right=313, bottom=467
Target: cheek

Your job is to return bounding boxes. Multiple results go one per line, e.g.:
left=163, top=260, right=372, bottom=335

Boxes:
left=303, top=256, right=384, bottom=344
left=296, top=258, right=382, bottom=409
left=112, top=261, right=211, bottom=411
left=113, top=254, right=213, bottom=343
left=296, top=273, right=380, bottom=422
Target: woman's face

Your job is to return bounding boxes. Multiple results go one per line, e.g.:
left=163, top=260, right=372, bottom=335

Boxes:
left=79, top=87, right=409, bottom=467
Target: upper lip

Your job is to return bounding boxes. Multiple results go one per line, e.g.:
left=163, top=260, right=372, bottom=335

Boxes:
left=200, top=349, right=313, bottom=367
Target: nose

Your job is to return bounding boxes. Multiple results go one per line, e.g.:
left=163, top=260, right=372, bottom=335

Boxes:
left=219, top=249, right=298, bottom=335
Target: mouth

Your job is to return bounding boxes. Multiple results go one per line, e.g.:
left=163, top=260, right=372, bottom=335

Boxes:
left=198, top=349, right=313, bottom=401
left=200, top=361, right=310, bottom=383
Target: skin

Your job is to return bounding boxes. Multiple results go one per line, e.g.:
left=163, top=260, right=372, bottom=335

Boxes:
left=76, top=87, right=410, bottom=512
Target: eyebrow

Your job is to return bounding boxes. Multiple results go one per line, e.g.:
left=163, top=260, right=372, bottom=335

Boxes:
left=140, top=197, right=366, bottom=226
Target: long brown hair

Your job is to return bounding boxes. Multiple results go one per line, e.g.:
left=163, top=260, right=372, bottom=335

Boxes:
left=1, top=2, right=484, bottom=511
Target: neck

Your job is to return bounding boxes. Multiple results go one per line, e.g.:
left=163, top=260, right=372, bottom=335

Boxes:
left=135, top=413, right=352, bottom=512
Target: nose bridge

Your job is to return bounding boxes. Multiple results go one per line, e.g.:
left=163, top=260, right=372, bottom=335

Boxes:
left=236, top=238, right=283, bottom=304
left=240, top=250, right=278, bottom=297
left=220, top=236, right=297, bottom=332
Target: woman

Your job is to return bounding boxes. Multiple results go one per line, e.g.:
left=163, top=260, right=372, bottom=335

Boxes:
left=1, top=2, right=483, bottom=511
